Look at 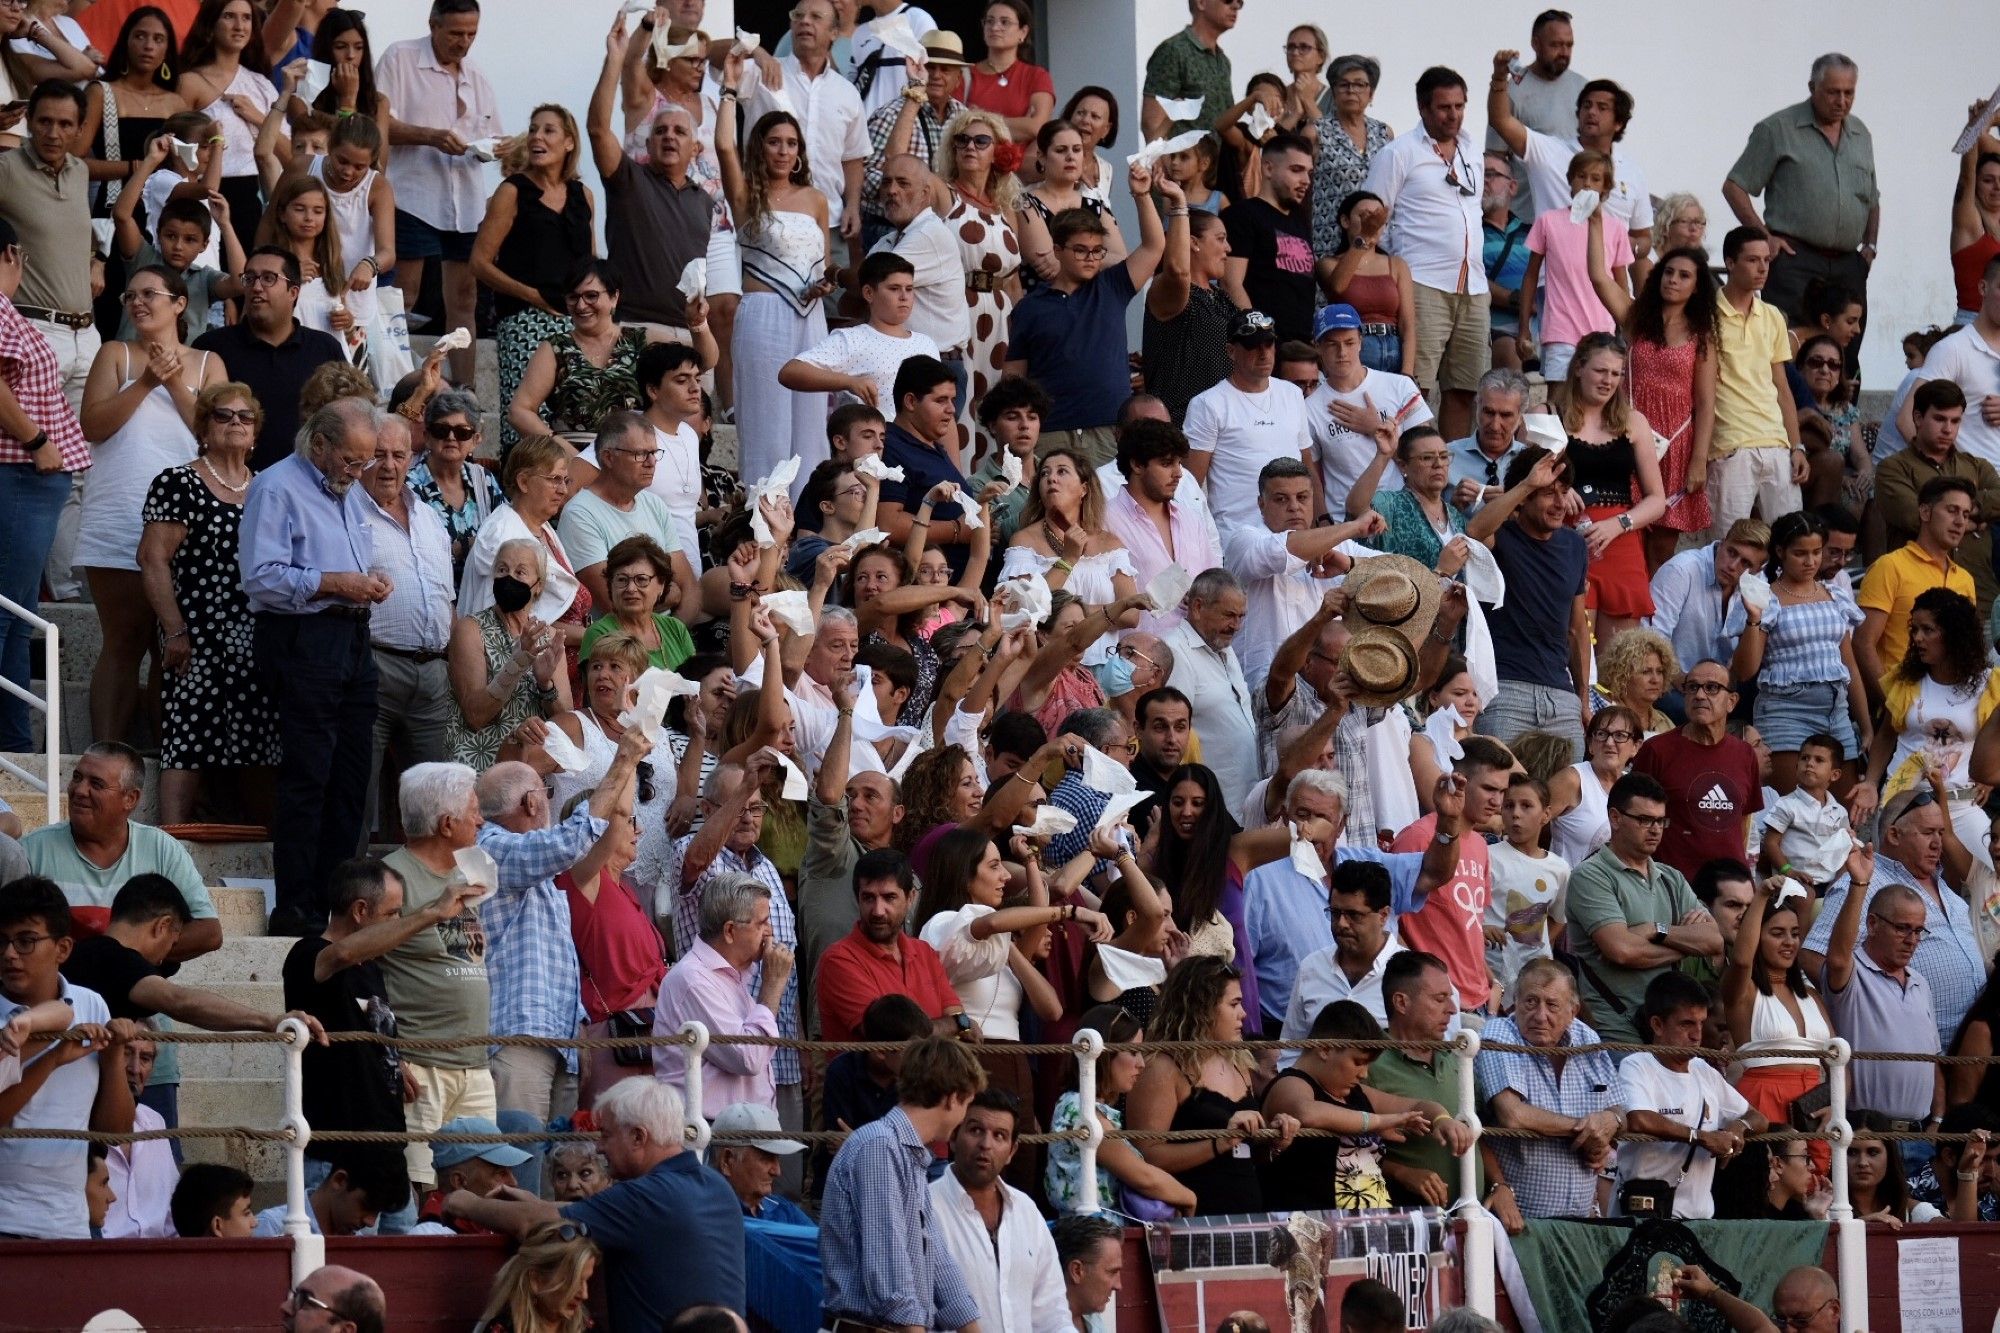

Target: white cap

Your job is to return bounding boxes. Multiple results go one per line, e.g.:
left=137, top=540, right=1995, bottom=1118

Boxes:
left=710, top=1102, right=806, bottom=1156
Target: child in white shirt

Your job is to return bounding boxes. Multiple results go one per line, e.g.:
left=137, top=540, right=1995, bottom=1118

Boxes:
left=1485, top=773, right=1571, bottom=1009
left=779, top=252, right=941, bottom=411
left=0, top=998, right=91, bottom=1123
left=1760, top=734, right=1854, bottom=907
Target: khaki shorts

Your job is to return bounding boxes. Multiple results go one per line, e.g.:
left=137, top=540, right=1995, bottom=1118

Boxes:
left=402, top=1062, right=497, bottom=1188
left=1039, top=425, right=1119, bottom=471
left=1411, top=284, right=1493, bottom=400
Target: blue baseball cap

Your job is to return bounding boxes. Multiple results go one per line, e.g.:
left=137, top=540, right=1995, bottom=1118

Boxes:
left=430, top=1116, right=534, bottom=1170
left=1313, top=304, right=1363, bottom=341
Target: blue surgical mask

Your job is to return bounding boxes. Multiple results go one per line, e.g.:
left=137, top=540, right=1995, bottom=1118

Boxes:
left=1091, top=650, right=1136, bottom=699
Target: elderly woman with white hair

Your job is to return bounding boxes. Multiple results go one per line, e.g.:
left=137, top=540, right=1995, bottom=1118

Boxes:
left=410, top=386, right=506, bottom=584
left=449, top=535, right=574, bottom=770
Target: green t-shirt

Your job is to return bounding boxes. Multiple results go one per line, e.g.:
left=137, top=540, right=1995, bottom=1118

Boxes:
left=1365, top=1047, right=1484, bottom=1200
left=1563, top=848, right=1699, bottom=1044
left=378, top=848, right=489, bottom=1070
left=580, top=613, right=693, bottom=672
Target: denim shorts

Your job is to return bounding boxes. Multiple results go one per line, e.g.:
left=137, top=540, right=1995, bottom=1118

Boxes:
left=1360, top=330, right=1404, bottom=374
left=393, top=209, right=477, bottom=264
left=1752, top=680, right=1858, bottom=756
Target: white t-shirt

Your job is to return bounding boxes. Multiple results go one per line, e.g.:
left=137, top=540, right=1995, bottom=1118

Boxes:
left=576, top=423, right=703, bottom=566
left=0, top=981, right=111, bottom=1239
left=1614, top=1053, right=1750, bottom=1221
left=871, top=210, right=971, bottom=352
left=1918, top=325, right=2000, bottom=470
left=1519, top=130, right=1654, bottom=235
left=794, top=323, right=942, bottom=417
left=1305, top=371, right=1433, bottom=515
left=1484, top=842, right=1570, bottom=1006
left=1221, top=525, right=1370, bottom=690
left=1184, top=377, right=1315, bottom=536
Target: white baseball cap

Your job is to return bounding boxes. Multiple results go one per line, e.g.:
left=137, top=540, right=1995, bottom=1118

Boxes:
left=710, top=1102, right=806, bottom=1156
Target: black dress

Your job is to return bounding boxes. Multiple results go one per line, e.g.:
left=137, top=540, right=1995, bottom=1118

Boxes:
left=1171, top=1084, right=1265, bottom=1214
left=92, top=102, right=169, bottom=337
left=1261, top=1068, right=1391, bottom=1213
left=493, top=174, right=593, bottom=320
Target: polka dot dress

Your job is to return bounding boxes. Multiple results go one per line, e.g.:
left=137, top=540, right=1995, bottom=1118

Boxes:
left=141, top=464, right=281, bottom=770
left=945, top=191, right=1020, bottom=475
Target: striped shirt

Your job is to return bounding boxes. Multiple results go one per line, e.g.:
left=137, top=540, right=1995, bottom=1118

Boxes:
left=820, top=1107, right=981, bottom=1330
left=0, top=292, right=87, bottom=468
left=1475, top=1015, right=1622, bottom=1219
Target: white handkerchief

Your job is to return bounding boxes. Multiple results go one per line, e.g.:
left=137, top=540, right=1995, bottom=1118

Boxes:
left=888, top=734, right=926, bottom=781
left=1244, top=104, right=1276, bottom=141
left=1093, top=789, right=1150, bottom=833
left=945, top=485, right=982, bottom=527
left=1521, top=413, right=1567, bottom=452
left=1567, top=188, right=1600, bottom=225
left=653, top=25, right=704, bottom=64
left=467, top=138, right=500, bottom=162
left=1096, top=943, right=1167, bottom=992
left=748, top=457, right=801, bottom=543
left=619, top=667, right=701, bottom=741
left=1081, top=745, right=1138, bottom=796
left=435, top=326, right=474, bottom=352
left=298, top=60, right=332, bottom=106
left=677, top=257, right=707, bottom=300
left=169, top=138, right=201, bottom=171
left=867, top=12, right=927, bottom=61
left=539, top=724, right=591, bottom=775
left=997, top=572, right=1052, bottom=631
left=1145, top=562, right=1192, bottom=615
left=1125, top=128, right=1206, bottom=170
left=998, top=448, right=1024, bottom=488
left=1776, top=876, right=1811, bottom=906
left=732, top=30, right=760, bottom=55
left=836, top=526, right=890, bottom=555
left=1422, top=706, right=1465, bottom=767
left=852, top=454, right=904, bottom=483
left=1461, top=540, right=1505, bottom=609
left=1013, top=805, right=1079, bottom=839
left=1956, top=83, right=2000, bottom=154
left=1737, top=571, right=1773, bottom=617
left=767, top=748, right=809, bottom=800
left=621, top=0, right=653, bottom=12
left=90, top=218, right=115, bottom=259
left=849, top=664, right=894, bottom=742
left=1155, top=95, right=1204, bottom=123
left=1288, top=823, right=1328, bottom=881
left=760, top=590, right=815, bottom=637
left=453, top=845, right=500, bottom=906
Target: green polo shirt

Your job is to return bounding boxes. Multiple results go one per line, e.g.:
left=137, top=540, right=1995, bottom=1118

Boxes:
left=1562, top=847, right=1700, bottom=1045
left=1143, top=27, right=1233, bottom=133
left=1725, top=101, right=1877, bottom=252
left=1366, top=1046, right=1485, bottom=1200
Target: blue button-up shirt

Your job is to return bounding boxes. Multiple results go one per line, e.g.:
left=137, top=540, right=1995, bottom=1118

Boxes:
left=1243, top=846, right=1426, bottom=1029
left=1803, top=853, right=1985, bottom=1052
left=1447, top=434, right=1526, bottom=512
left=665, top=836, right=800, bottom=1086
left=476, top=808, right=605, bottom=1075
left=1475, top=1015, right=1622, bottom=1219
left=239, top=451, right=375, bottom=613
left=820, top=1107, right=981, bottom=1331
left=362, top=486, right=455, bottom=652
left=1647, top=542, right=1738, bottom=670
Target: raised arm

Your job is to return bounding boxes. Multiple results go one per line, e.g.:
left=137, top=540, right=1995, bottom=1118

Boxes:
left=1820, top=844, right=1875, bottom=994
left=1485, top=52, right=1530, bottom=157
left=1586, top=209, right=1635, bottom=326
left=590, top=13, right=631, bottom=180
left=1465, top=451, right=1561, bottom=545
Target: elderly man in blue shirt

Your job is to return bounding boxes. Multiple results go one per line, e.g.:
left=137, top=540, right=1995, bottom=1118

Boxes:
left=239, top=397, right=393, bottom=936
left=1445, top=368, right=1530, bottom=515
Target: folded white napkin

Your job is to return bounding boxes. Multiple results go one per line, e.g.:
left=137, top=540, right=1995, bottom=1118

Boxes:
left=1145, top=562, right=1192, bottom=615
left=169, top=138, right=201, bottom=171
left=453, top=845, right=500, bottom=906
left=1154, top=95, right=1204, bottom=123
left=945, top=484, right=982, bottom=527
left=1567, top=188, right=1600, bottom=225
left=1097, top=943, right=1166, bottom=991
left=435, top=326, right=474, bottom=352
left=540, top=724, right=591, bottom=775
left=760, top=590, right=815, bottom=637
left=1094, top=789, right=1150, bottom=832
left=732, top=30, right=760, bottom=55
left=677, top=257, right=707, bottom=301
left=852, top=454, right=904, bottom=483
left=998, top=448, right=1024, bottom=488
left=1013, top=805, right=1079, bottom=839
left=867, top=12, right=927, bottom=61
left=1082, top=746, right=1138, bottom=796
left=1737, top=571, right=1773, bottom=617
left=653, top=26, right=704, bottom=63
left=1422, top=706, right=1465, bottom=767
left=1956, top=83, right=2000, bottom=154
left=997, top=572, right=1052, bottom=631
left=1244, top=104, right=1276, bottom=141
left=1521, top=413, right=1567, bottom=453
left=849, top=664, right=896, bottom=742
left=769, top=748, right=808, bottom=799
left=618, top=667, right=700, bottom=741
left=1126, top=128, right=1206, bottom=169
left=467, top=138, right=500, bottom=162
left=748, top=458, right=801, bottom=543
left=836, top=526, right=890, bottom=555
left=298, top=59, right=332, bottom=106
left=1288, top=822, right=1328, bottom=881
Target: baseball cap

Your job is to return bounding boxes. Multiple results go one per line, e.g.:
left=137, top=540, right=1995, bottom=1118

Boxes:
left=429, top=1116, right=534, bottom=1171
left=710, top=1102, right=806, bottom=1156
left=1226, top=308, right=1278, bottom=345
left=1312, top=303, right=1363, bottom=342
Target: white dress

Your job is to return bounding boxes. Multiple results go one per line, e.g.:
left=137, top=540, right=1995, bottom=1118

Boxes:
left=919, top=904, right=1023, bottom=1041
left=550, top=709, right=674, bottom=901
left=75, top=348, right=208, bottom=572
left=733, top=209, right=829, bottom=491
left=1550, top=759, right=1612, bottom=868
left=998, top=545, right=1137, bottom=665
left=307, top=154, right=381, bottom=327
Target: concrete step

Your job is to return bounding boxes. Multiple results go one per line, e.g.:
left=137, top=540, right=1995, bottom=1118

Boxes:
left=186, top=840, right=273, bottom=882
left=214, top=885, right=269, bottom=937
left=179, top=1076, right=289, bottom=1186
left=194, top=980, right=284, bottom=1014
left=177, top=934, right=293, bottom=988
left=177, top=1036, right=287, bottom=1083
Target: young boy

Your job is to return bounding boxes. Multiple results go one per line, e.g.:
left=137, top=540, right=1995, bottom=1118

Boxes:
left=1483, top=773, right=1571, bottom=1009
left=252, top=1143, right=409, bottom=1237
left=114, top=130, right=242, bottom=343
left=256, top=66, right=336, bottom=194
left=968, top=374, right=1051, bottom=542
left=827, top=403, right=888, bottom=465
left=780, top=252, right=942, bottom=413
left=168, top=1161, right=257, bottom=1238
left=1759, top=732, right=1855, bottom=907
left=1519, top=150, right=1630, bottom=383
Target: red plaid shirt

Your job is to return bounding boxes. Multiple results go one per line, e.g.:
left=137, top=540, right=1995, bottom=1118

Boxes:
left=0, top=293, right=88, bottom=471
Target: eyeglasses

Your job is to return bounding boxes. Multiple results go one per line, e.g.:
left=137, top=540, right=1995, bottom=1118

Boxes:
left=611, top=447, right=662, bottom=461
left=1334, top=79, right=1373, bottom=93
left=1329, top=908, right=1380, bottom=925
left=1283, top=374, right=1323, bottom=393
left=242, top=270, right=296, bottom=289
left=1593, top=729, right=1637, bottom=745
left=953, top=132, right=995, bottom=150
left=287, top=1286, right=344, bottom=1320
left=1117, top=642, right=1161, bottom=671
left=428, top=423, right=478, bottom=441
left=1284, top=42, right=1319, bottom=53
left=1803, top=357, right=1842, bottom=370
left=1613, top=808, right=1669, bottom=829
left=1868, top=914, right=1932, bottom=942
left=612, top=573, right=657, bottom=589
left=565, top=289, right=610, bottom=305
left=0, top=932, right=53, bottom=955
left=121, top=288, right=173, bottom=306
left=1235, top=311, right=1277, bottom=336
left=1063, top=244, right=1108, bottom=261
left=208, top=407, right=256, bottom=425
left=1684, top=680, right=1733, bottom=697
left=1442, top=150, right=1476, bottom=197
left=334, top=454, right=379, bottom=475
left=833, top=483, right=867, bottom=501
left=553, top=1219, right=589, bottom=1242
left=1483, top=168, right=1513, bottom=182
left=1773, top=1297, right=1834, bottom=1330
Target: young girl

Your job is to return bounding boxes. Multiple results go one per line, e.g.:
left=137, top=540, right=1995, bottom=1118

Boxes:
left=1045, top=1003, right=1197, bottom=1216
left=1410, top=656, right=1480, bottom=811
left=1520, top=150, right=1630, bottom=384
left=1316, top=191, right=1416, bottom=376
left=177, top=0, right=279, bottom=251
left=257, top=173, right=356, bottom=349
left=1484, top=774, right=1570, bottom=1009
left=1159, top=133, right=1221, bottom=214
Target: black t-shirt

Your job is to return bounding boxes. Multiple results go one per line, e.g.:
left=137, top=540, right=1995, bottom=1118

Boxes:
left=60, top=935, right=161, bottom=1021
left=1221, top=197, right=1316, bottom=343
left=283, top=936, right=404, bottom=1148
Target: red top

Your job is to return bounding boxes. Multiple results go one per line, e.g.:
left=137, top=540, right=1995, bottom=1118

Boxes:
left=559, top=869, right=668, bottom=1023
left=77, top=0, right=202, bottom=47
left=1955, top=233, right=2000, bottom=313
left=966, top=62, right=1055, bottom=130
left=1340, top=270, right=1402, bottom=327
left=1631, top=730, right=1764, bottom=882
left=815, top=924, right=962, bottom=1043
left=1389, top=813, right=1492, bottom=1011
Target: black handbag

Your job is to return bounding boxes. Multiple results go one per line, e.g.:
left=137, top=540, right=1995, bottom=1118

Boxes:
left=1617, top=1102, right=1705, bottom=1219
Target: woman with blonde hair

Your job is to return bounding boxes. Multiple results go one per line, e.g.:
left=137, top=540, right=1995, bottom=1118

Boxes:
left=1554, top=331, right=1667, bottom=642
left=930, top=105, right=1025, bottom=469
left=474, top=1218, right=599, bottom=1333
left=1593, top=628, right=1681, bottom=736
left=1651, top=191, right=1708, bottom=259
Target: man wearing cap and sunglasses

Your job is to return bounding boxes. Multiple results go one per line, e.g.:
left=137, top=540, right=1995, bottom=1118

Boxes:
left=1186, top=307, right=1325, bottom=537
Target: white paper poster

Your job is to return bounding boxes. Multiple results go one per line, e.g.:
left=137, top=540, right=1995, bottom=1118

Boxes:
left=1898, top=1235, right=1961, bottom=1333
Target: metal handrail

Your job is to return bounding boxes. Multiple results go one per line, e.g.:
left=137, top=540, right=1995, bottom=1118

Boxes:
left=0, top=590, right=59, bottom=816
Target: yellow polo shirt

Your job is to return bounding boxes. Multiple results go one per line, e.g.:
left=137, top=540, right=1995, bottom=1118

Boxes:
left=1857, top=542, right=1976, bottom=671
left=1712, top=294, right=1792, bottom=455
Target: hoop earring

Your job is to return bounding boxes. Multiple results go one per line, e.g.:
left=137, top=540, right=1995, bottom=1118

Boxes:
left=160, top=63, right=172, bottom=81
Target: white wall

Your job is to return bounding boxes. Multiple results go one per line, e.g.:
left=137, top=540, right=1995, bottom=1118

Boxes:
left=365, top=0, right=1979, bottom=385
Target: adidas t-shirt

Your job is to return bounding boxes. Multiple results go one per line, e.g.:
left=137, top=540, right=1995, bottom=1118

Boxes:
left=1631, top=730, right=1764, bottom=882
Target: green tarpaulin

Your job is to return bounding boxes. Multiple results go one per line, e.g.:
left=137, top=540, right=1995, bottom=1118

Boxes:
left=1508, top=1218, right=1829, bottom=1331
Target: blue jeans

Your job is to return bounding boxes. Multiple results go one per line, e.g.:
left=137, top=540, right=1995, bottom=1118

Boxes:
left=1360, top=330, right=1404, bottom=375
left=0, top=465, right=71, bottom=751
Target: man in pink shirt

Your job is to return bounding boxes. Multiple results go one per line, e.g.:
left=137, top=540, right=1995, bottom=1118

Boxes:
left=1389, top=737, right=1514, bottom=1022
left=652, top=872, right=796, bottom=1118
left=1101, top=416, right=1221, bottom=633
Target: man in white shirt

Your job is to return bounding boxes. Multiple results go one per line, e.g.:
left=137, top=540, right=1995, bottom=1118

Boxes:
left=1362, top=67, right=1489, bottom=442
left=869, top=154, right=970, bottom=366
left=1162, top=568, right=1257, bottom=820
left=1488, top=8, right=1585, bottom=222
left=1646, top=520, right=1769, bottom=675
left=1185, top=309, right=1321, bottom=536
left=749, top=0, right=869, bottom=247
left=1305, top=304, right=1433, bottom=513
left=102, top=1030, right=174, bottom=1238
left=376, top=0, right=501, bottom=387
left=1222, top=457, right=1383, bottom=689
left=1445, top=368, right=1530, bottom=514
left=1615, top=971, right=1762, bottom=1219
left=1899, top=261, right=2000, bottom=473
left=929, top=1090, right=1068, bottom=1333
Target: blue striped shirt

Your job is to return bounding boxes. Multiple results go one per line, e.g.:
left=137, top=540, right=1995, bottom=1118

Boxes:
left=476, top=808, right=605, bottom=1074
left=1475, top=1015, right=1621, bottom=1220
left=820, top=1107, right=980, bottom=1330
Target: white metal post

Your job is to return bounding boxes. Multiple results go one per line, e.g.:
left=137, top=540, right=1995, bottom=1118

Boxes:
left=1822, top=1038, right=1867, bottom=1333
left=1072, top=1029, right=1105, bottom=1216
left=277, top=1018, right=323, bottom=1286
left=0, top=592, right=60, bottom=815
left=682, top=1022, right=711, bottom=1153
left=1450, top=1028, right=1494, bottom=1317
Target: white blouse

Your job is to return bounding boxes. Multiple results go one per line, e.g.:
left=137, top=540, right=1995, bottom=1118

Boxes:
left=999, top=544, right=1137, bottom=665
left=919, top=904, right=1024, bottom=1042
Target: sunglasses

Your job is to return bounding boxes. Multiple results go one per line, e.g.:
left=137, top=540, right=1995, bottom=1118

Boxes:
left=208, top=407, right=256, bottom=425
left=1803, top=357, right=1842, bottom=370
left=428, top=423, right=478, bottom=441
left=953, top=132, right=995, bottom=150
left=636, top=760, right=655, bottom=805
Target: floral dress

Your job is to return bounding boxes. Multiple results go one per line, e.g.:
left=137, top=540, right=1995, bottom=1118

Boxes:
left=1311, top=115, right=1393, bottom=256
left=141, top=465, right=281, bottom=770
left=1045, top=1091, right=1119, bottom=1214
left=447, top=608, right=550, bottom=771
left=410, top=457, right=506, bottom=586
left=541, top=326, right=650, bottom=440
left=945, top=189, right=1021, bottom=474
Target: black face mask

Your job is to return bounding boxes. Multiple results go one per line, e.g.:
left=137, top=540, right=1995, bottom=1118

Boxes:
left=492, top=575, right=534, bottom=614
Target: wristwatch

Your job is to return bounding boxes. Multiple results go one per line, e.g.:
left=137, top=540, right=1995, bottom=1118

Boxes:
left=953, top=1011, right=974, bottom=1036
left=1651, top=923, right=1670, bottom=945
left=1617, top=513, right=1633, bottom=532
